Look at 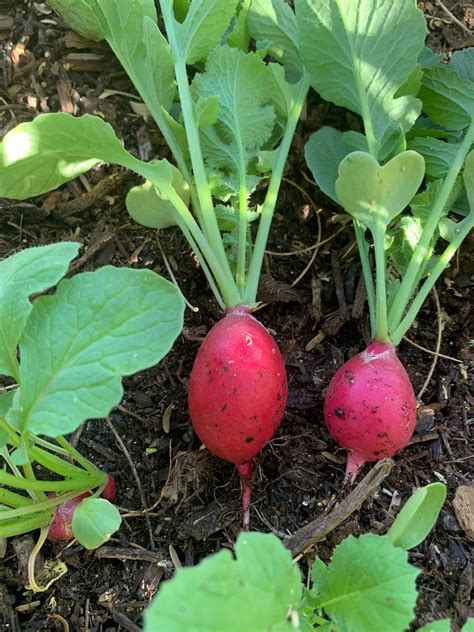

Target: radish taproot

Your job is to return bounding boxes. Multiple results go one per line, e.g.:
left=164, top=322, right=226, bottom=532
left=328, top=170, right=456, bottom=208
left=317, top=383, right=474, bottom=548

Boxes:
left=188, top=306, right=287, bottom=528
left=48, top=474, right=116, bottom=542
left=324, top=342, right=416, bottom=482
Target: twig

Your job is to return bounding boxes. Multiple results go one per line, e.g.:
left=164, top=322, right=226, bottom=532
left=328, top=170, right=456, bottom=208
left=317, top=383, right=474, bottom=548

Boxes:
left=155, top=234, right=198, bottom=312
left=417, top=287, right=444, bottom=400
left=105, top=417, right=155, bottom=549
left=95, top=546, right=166, bottom=564
left=403, top=336, right=462, bottom=363
left=266, top=225, right=346, bottom=257
left=435, top=0, right=472, bottom=36
left=285, top=459, right=394, bottom=556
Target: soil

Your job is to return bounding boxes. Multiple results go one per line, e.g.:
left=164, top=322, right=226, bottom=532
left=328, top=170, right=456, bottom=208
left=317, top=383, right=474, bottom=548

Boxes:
left=0, top=1, right=473, bottom=631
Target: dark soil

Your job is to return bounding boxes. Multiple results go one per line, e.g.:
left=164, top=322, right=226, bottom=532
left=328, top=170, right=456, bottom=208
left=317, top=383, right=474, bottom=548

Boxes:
left=0, top=1, right=473, bottom=631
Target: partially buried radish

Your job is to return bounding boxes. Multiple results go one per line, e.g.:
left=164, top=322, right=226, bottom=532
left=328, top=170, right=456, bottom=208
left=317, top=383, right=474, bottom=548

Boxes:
left=324, top=342, right=416, bottom=482
left=188, top=306, right=287, bottom=528
left=48, top=474, right=116, bottom=542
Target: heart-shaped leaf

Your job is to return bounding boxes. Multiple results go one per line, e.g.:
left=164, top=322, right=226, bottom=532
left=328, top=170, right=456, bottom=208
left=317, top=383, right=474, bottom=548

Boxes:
left=72, top=498, right=121, bottom=549
left=335, top=150, right=425, bottom=230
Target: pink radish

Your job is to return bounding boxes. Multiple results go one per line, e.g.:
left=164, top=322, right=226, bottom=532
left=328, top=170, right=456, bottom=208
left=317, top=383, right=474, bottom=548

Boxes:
left=48, top=474, right=117, bottom=542
left=324, top=342, right=416, bottom=481
left=188, top=306, right=287, bottom=528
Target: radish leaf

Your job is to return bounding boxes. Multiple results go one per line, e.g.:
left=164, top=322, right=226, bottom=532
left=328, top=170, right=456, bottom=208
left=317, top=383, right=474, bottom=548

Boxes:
left=417, top=621, right=451, bottom=632
left=7, top=267, right=184, bottom=437
left=143, top=532, right=301, bottom=632
left=0, top=243, right=80, bottom=379
left=449, top=49, right=474, bottom=83
left=388, top=483, right=446, bottom=550
left=407, top=138, right=463, bottom=180
left=0, top=114, right=139, bottom=199
left=419, top=67, right=474, bottom=130
left=193, top=45, right=276, bottom=195
left=312, top=534, right=419, bottom=632
left=296, top=0, right=426, bottom=156
left=304, top=127, right=350, bottom=203
left=72, top=498, right=121, bottom=549
left=47, top=0, right=104, bottom=40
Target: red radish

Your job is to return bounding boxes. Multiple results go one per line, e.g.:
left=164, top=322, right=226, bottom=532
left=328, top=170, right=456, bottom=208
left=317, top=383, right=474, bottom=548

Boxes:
left=47, top=474, right=117, bottom=542
left=324, top=342, right=416, bottom=482
left=48, top=492, right=90, bottom=542
left=188, top=306, right=287, bottom=527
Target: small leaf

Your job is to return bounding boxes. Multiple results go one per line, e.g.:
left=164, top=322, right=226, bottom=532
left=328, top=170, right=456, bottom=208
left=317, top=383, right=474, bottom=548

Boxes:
left=0, top=242, right=80, bottom=378
left=417, top=620, right=451, bottom=632
left=388, top=483, right=447, bottom=550
left=143, top=532, right=302, bottom=632
left=314, top=534, right=419, bottom=632
left=72, top=498, right=121, bottom=549
left=449, top=49, right=474, bottom=83
left=248, top=0, right=302, bottom=73
left=8, top=267, right=184, bottom=437
left=304, top=127, right=350, bottom=203
left=0, top=114, right=138, bottom=199
left=174, top=0, right=240, bottom=64
left=388, top=216, right=424, bottom=276
left=419, top=67, right=474, bottom=130
left=462, top=619, right=474, bottom=632
left=297, top=0, right=426, bottom=153
left=126, top=162, right=190, bottom=229
left=335, top=151, right=425, bottom=229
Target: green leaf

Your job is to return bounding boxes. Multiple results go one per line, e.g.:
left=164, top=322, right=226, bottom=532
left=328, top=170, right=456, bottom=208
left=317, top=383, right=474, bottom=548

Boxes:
left=388, top=483, right=446, bottom=550
left=173, top=0, right=190, bottom=22
left=0, top=242, right=80, bottom=378
left=450, top=49, right=474, bottom=83
left=305, top=127, right=350, bottom=203
left=174, top=0, right=240, bottom=64
left=418, top=47, right=446, bottom=69
left=0, top=114, right=138, bottom=199
left=388, top=215, right=424, bottom=276
left=47, top=0, right=104, bottom=40
left=248, top=0, right=302, bottom=74
left=411, top=177, right=463, bottom=223
left=462, top=619, right=474, bottom=632
left=7, top=267, right=184, bottom=437
left=126, top=162, right=190, bottom=229
left=408, top=138, right=463, bottom=180
left=226, top=0, right=251, bottom=51
left=143, top=532, right=302, bottom=632
left=195, top=95, right=220, bottom=127
left=193, top=45, right=276, bottom=194
left=72, top=498, right=121, bottom=549
left=314, top=534, right=419, bottom=632
left=335, top=150, right=425, bottom=230
left=296, top=0, right=426, bottom=153
left=419, top=67, right=474, bottom=130
left=417, top=620, right=451, bottom=632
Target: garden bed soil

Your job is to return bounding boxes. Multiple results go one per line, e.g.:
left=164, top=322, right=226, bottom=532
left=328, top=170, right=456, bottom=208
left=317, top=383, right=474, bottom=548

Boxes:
left=0, top=1, right=473, bottom=630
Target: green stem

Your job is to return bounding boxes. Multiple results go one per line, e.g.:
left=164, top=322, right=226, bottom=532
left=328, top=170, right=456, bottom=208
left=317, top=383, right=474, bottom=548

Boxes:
left=0, top=470, right=96, bottom=492
left=0, top=488, right=91, bottom=521
left=56, top=436, right=104, bottom=480
left=391, top=215, right=474, bottom=344
left=0, top=513, right=51, bottom=539
left=372, top=223, right=389, bottom=342
left=388, top=120, right=474, bottom=333
left=354, top=221, right=376, bottom=337
left=237, top=160, right=249, bottom=294
left=0, top=487, right=32, bottom=508
left=244, top=75, right=310, bottom=304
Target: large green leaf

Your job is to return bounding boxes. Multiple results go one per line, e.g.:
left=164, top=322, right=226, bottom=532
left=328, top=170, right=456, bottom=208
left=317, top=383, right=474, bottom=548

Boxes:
left=193, top=45, right=276, bottom=194
left=449, top=49, right=474, bottom=83
left=248, top=0, right=302, bottom=73
left=7, top=267, right=184, bottom=437
left=313, top=534, right=419, bottom=632
left=0, top=243, right=80, bottom=378
left=419, top=67, right=474, bottom=130
left=172, top=0, right=240, bottom=64
left=335, top=150, right=425, bottom=230
left=143, top=532, right=301, bottom=632
left=417, top=621, right=451, bottom=632
left=0, top=114, right=139, bottom=199
left=304, top=127, right=350, bottom=203
left=296, top=0, right=426, bottom=154
left=388, top=483, right=446, bottom=550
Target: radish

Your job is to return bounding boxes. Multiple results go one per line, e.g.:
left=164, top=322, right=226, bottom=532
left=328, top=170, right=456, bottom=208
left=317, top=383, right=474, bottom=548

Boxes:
left=47, top=474, right=116, bottom=542
left=188, top=306, right=287, bottom=527
left=324, top=342, right=416, bottom=482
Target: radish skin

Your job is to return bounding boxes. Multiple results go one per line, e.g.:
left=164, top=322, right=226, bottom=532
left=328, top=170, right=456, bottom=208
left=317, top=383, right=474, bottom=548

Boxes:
left=188, top=306, right=287, bottom=526
left=324, top=342, right=416, bottom=481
